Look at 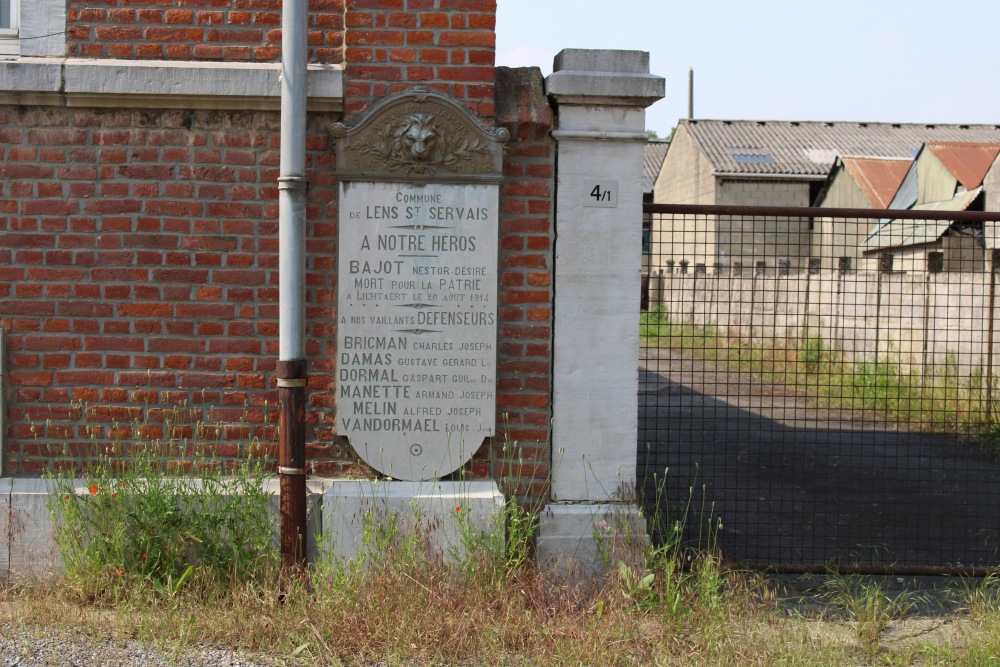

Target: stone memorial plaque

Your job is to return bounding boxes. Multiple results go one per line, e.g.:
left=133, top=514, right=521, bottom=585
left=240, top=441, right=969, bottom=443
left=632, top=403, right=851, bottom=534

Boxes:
left=337, top=182, right=498, bottom=479
left=332, top=88, right=507, bottom=481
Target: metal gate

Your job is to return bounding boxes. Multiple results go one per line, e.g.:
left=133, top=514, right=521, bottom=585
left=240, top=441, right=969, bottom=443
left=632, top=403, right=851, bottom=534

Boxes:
left=638, top=203, right=1000, bottom=574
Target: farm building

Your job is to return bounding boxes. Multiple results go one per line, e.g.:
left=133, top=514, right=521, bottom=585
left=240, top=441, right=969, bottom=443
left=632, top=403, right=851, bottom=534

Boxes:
left=812, top=156, right=912, bottom=271
left=862, top=142, right=1000, bottom=272
left=651, top=120, right=1000, bottom=275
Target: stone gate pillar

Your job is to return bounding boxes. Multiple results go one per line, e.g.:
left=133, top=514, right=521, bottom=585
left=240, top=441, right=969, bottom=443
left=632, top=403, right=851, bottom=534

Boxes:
left=538, top=50, right=664, bottom=573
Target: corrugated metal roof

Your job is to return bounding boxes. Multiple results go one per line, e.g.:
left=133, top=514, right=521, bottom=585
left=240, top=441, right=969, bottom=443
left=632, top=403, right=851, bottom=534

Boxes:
left=867, top=161, right=920, bottom=241
left=841, top=156, right=912, bottom=208
left=887, top=161, right=919, bottom=210
left=681, top=119, right=1000, bottom=177
left=926, top=142, right=1000, bottom=190
left=643, top=140, right=669, bottom=194
left=863, top=187, right=983, bottom=251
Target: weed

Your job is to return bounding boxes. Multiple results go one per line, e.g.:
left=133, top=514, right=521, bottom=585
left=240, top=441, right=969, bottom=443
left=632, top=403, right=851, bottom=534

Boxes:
left=801, top=335, right=825, bottom=371
left=452, top=495, right=537, bottom=590
left=641, top=309, right=999, bottom=434
left=957, top=574, right=1000, bottom=618
left=820, top=575, right=920, bottom=655
left=46, top=401, right=278, bottom=604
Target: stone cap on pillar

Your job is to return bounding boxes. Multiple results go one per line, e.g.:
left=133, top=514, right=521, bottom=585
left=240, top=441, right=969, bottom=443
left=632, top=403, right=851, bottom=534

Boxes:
left=545, top=49, right=665, bottom=109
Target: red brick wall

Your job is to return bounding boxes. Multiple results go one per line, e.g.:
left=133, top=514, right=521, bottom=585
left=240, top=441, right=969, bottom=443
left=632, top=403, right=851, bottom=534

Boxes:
left=66, top=0, right=345, bottom=62
left=344, top=0, right=496, bottom=120
left=3, top=6, right=555, bottom=504
left=65, top=0, right=495, bottom=74
left=491, top=67, right=554, bottom=500
left=0, top=107, right=346, bottom=475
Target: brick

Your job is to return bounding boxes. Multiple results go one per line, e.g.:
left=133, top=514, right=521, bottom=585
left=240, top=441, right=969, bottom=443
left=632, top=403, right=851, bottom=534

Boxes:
left=55, top=370, right=115, bottom=386
left=178, top=372, right=236, bottom=388
left=205, top=28, right=264, bottom=43
left=117, top=303, right=174, bottom=317
left=348, top=0, right=403, bottom=9
left=438, top=30, right=494, bottom=48
left=165, top=9, right=194, bottom=22
left=19, top=199, right=80, bottom=217
left=85, top=337, right=144, bottom=352
left=94, top=26, right=144, bottom=41
left=0, top=164, right=56, bottom=179
left=145, top=27, right=205, bottom=41
left=83, top=199, right=142, bottom=214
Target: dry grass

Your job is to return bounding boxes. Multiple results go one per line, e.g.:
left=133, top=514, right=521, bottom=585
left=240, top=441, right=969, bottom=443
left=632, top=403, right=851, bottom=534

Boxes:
left=14, top=393, right=997, bottom=665
left=5, top=561, right=997, bottom=666
left=0, top=557, right=763, bottom=666
left=641, top=307, right=1000, bottom=434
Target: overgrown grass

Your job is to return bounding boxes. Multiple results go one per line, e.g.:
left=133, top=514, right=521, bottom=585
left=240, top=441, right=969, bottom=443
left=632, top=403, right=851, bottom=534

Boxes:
left=641, top=305, right=1000, bottom=434
left=8, top=544, right=1000, bottom=665
left=19, top=397, right=999, bottom=665
left=46, top=404, right=279, bottom=605
left=34, top=419, right=781, bottom=665
left=819, top=574, right=922, bottom=656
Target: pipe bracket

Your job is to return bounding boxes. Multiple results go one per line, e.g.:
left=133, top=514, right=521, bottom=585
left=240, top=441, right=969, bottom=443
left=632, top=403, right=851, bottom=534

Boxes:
left=278, top=176, right=308, bottom=191
left=278, top=466, right=307, bottom=476
left=277, top=378, right=308, bottom=388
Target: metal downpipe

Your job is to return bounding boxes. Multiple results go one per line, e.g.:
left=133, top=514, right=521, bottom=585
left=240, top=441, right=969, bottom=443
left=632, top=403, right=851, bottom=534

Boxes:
left=277, top=0, right=308, bottom=569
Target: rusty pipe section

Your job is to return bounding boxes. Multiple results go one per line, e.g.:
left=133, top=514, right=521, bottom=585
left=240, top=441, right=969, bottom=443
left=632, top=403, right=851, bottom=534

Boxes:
left=277, top=358, right=307, bottom=567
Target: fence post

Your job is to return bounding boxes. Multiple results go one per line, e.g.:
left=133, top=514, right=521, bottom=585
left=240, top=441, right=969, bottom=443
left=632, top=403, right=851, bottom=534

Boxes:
left=690, top=268, right=698, bottom=325
left=987, top=250, right=999, bottom=425
left=922, top=273, right=931, bottom=384
left=749, top=267, right=757, bottom=347
left=875, top=253, right=892, bottom=365
left=803, top=258, right=820, bottom=350
left=921, top=254, right=940, bottom=383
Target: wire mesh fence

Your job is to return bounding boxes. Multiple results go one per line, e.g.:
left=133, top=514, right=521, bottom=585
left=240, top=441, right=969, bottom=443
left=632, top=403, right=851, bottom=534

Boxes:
left=638, top=204, right=1000, bottom=574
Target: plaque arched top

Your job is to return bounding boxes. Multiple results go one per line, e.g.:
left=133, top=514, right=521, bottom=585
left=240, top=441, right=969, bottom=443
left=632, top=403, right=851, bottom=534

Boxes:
left=331, top=88, right=509, bottom=185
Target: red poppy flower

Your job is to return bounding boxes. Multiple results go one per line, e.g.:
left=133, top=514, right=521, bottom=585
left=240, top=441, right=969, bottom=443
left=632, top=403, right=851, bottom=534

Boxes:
left=88, top=484, right=98, bottom=495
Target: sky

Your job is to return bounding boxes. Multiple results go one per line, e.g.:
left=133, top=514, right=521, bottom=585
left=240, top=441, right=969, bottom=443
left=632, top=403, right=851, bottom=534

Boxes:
left=496, top=0, right=1000, bottom=137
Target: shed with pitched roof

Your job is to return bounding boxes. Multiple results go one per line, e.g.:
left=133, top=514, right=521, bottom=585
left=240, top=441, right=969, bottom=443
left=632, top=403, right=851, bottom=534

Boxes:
left=651, top=120, right=1000, bottom=275
left=862, top=142, right=1000, bottom=272
left=812, top=156, right=912, bottom=271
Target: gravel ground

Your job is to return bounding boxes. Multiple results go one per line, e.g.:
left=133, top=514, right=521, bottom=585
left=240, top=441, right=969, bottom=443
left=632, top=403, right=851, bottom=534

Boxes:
left=0, top=627, right=275, bottom=667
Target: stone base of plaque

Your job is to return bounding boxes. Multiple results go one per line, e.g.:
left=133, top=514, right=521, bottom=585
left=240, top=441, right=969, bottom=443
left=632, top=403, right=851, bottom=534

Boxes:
left=321, top=480, right=505, bottom=566
left=535, top=503, right=648, bottom=580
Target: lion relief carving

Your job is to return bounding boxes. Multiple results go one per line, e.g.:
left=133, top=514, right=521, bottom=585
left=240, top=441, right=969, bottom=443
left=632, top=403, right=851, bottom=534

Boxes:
left=332, top=89, right=509, bottom=179
left=348, top=111, right=494, bottom=176
left=391, top=114, right=440, bottom=164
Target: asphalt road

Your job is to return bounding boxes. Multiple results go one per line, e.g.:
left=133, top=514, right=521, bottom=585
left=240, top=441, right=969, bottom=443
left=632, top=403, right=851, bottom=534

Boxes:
left=637, top=346, right=1000, bottom=572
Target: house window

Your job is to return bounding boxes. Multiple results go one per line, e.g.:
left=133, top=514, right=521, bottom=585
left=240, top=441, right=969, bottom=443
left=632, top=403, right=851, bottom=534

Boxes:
left=0, top=0, right=17, bottom=59
left=0, top=0, right=16, bottom=33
